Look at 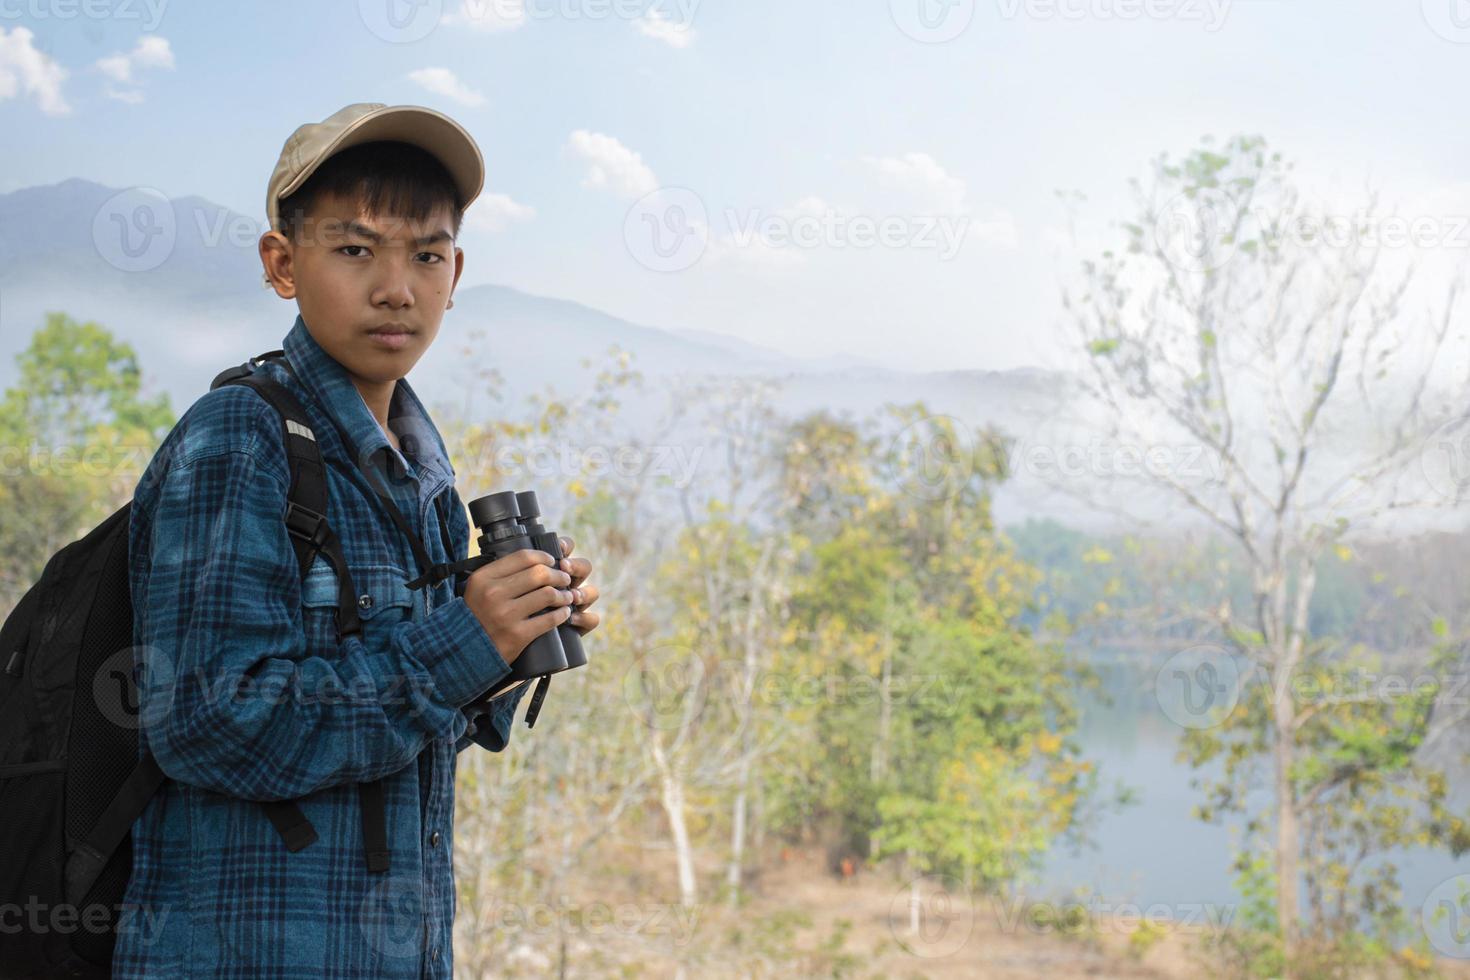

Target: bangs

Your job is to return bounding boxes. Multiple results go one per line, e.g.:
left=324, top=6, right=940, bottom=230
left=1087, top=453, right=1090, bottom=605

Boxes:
left=277, top=140, right=464, bottom=242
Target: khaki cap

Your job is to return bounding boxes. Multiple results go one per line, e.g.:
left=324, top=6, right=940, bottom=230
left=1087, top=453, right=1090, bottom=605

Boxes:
left=266, top=102, right=485, bottom=233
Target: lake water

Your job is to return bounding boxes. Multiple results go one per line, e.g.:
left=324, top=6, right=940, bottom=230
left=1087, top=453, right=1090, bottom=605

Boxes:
left=1034, top=651, right=1470, bottom=933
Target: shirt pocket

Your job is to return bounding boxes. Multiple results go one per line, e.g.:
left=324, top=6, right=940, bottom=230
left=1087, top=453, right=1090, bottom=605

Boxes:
left=300, top=558, right=418, bottom=648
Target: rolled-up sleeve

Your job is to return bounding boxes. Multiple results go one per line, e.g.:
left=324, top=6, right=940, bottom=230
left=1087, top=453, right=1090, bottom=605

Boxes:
left=136, top=428, right=514, bottom=801
left=455, top=682, right=532, bottom=754
left=440, top=482, right=538, bottom=753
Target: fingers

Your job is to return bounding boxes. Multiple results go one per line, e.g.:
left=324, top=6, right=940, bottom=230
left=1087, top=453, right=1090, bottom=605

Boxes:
left=561, top=555, right=592, bottom=589
left=508, top=582, right=578, bottom=621
left=502, top=561, right=573, bottom=602
left=568, top=608, right=600, bottom=636
left=559, top=535, right=575, bottom=558
left=523, top=604, right=574, bottom=639
left=570, top=582, right=599, bottom=610
left=482, top=547, right=559, bottom=580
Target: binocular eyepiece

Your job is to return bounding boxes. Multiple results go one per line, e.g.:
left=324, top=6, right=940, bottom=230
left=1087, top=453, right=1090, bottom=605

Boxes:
left=464, top=490, right=588, bottom=726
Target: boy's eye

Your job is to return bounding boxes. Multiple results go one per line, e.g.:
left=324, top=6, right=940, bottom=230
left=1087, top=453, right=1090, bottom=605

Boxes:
left=417, top=252, right=444, bottom=264
left=339, top=245, right=370, bottom=257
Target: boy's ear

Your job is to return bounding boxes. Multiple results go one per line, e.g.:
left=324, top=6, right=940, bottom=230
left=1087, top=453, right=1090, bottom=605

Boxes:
left=446, top=245, right=465, bottom=310
left=259, top=230, right=298, bottom=299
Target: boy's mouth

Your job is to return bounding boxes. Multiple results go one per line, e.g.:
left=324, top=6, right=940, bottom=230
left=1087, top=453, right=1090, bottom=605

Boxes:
left=367, top=324, right=415, bottom=351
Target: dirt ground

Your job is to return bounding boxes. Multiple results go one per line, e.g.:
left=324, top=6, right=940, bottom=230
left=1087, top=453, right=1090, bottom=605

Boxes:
left=470, top=847, right=1470, bottom=978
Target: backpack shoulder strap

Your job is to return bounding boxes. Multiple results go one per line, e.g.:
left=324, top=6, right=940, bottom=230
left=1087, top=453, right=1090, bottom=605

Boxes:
left=216, top=369, right=364, bottom=640
left=212, top=356, right=390, bottom=874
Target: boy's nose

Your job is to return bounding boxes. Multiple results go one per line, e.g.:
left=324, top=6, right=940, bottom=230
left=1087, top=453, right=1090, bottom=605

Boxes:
left=372, top=273, right=413, bottom=309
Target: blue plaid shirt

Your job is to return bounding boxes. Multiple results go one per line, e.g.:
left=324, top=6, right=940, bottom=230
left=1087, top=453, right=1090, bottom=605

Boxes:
left=115, top=313, right=528, bottom=978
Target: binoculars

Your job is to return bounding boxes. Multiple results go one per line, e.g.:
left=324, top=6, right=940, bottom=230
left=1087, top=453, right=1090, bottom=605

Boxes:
left=462, top=490, right=587, bottom=727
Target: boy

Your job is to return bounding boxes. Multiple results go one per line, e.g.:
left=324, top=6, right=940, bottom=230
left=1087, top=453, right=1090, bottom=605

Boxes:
left=113, top=102, right=600, bottom=978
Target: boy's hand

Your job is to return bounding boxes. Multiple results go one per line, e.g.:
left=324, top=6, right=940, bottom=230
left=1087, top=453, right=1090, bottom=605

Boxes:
left=463, top=549, right=576, bottom=665
left=557, top=536, right=601, bottom=636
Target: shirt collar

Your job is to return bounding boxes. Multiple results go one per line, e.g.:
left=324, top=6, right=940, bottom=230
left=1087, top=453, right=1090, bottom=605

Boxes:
left=281, top=313, right=455, bottom=489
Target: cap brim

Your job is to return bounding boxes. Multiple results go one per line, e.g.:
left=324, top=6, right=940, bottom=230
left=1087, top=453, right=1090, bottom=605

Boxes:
left=276, top=105, right=485, bottom=219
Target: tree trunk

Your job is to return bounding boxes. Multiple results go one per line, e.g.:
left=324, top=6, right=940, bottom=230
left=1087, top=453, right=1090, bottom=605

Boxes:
left=1273, top=702, right=1299, bottom=973
left=653, top=739, right=698, bottom=908
left=727, top=776, right=749, bottom=905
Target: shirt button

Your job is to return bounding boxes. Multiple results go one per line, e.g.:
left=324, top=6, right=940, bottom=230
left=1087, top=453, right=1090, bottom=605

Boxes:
left=358, top=594, right=374, bottom=610
left=429, top=830, right=441, bottom=847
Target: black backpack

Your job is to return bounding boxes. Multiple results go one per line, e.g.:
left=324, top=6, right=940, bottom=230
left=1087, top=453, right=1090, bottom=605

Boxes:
left=0, top=350, right=416, bottom=978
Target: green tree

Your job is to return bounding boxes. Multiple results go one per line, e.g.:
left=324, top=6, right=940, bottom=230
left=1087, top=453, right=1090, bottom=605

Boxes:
left=0, top=313, right=174, bottom=606
left=1064, top=134, right=1470, bottom=975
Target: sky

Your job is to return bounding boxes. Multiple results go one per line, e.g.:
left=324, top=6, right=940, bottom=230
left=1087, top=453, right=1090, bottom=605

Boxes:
left=3, top=0, right=1470, bottom=373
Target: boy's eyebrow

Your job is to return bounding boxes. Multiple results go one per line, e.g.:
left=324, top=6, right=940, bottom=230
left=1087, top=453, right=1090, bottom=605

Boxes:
left=344, top=220, right=454, bottom=247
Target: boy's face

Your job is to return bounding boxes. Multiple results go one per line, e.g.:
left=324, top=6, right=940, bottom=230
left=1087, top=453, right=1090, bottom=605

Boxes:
left=260, top=189, right=464, bottom=387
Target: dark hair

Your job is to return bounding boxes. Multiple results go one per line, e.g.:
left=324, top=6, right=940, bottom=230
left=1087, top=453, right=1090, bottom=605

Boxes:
left=275, top=140, right=465, bottom=243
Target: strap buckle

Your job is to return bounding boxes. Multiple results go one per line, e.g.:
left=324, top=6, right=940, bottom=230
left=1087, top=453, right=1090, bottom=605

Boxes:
left=284, top=502, right=331, bottom=550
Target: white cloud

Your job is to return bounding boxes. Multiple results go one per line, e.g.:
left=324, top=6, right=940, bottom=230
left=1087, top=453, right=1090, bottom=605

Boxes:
left=104, top=86, right=145, bottom=104
left=465, top=191, right=536, bottom=232
left=0, top=26, right=70, bottom=116
left=862, top=152, right=969, bottom=214
left=93, top=35, right=173, bottom=103
left=445, top=0, right=527, bottom=32
left=567, top=130, right=659, bottom=199
left=407, top=67, right=486, bottom=108
left=635, top=9, right=696, bottom=48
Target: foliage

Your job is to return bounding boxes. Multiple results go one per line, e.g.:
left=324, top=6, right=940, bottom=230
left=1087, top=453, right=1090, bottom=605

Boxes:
left=0, top=313, right=174, bottom=606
